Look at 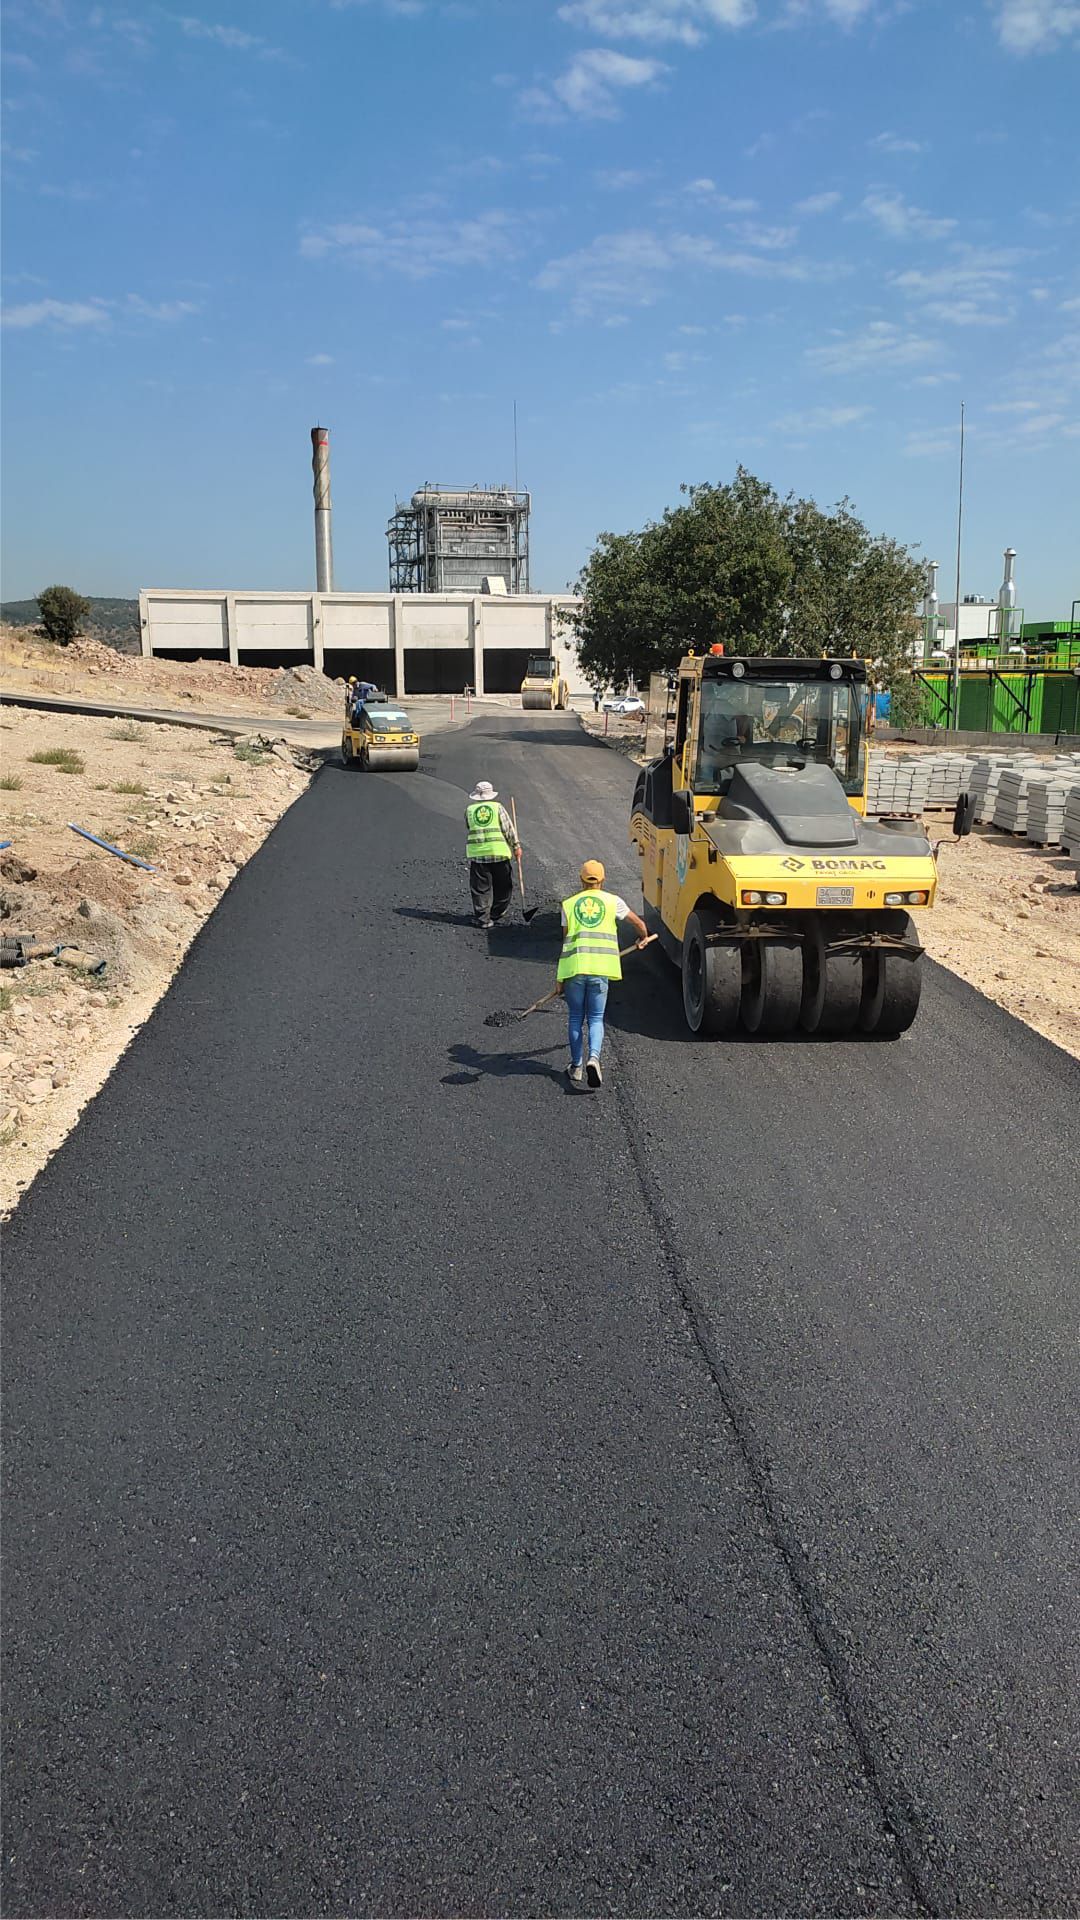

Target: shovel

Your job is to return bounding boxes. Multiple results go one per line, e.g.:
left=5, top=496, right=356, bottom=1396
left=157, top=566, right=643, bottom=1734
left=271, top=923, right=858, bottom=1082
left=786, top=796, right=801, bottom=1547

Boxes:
left=510, top=797, right=539, bottom=923
left=483, top=934, right=657, bottom=1027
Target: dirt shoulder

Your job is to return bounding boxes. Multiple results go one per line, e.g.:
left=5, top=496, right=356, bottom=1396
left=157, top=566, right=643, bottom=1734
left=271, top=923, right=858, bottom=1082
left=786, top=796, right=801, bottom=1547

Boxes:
left=1, top=704, right=311, bottom=1213
left=580, top=713, right=1080, bottom=1060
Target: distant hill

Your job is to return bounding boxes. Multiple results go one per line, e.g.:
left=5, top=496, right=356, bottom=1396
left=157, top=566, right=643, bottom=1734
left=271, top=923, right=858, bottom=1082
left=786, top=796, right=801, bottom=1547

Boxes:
left=0, top=595, right=140, bottom=654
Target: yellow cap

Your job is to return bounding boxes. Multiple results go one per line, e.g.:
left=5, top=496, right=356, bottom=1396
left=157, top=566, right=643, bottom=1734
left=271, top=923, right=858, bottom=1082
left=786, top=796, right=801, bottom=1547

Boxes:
left=580, top=859, right=605, bottom=885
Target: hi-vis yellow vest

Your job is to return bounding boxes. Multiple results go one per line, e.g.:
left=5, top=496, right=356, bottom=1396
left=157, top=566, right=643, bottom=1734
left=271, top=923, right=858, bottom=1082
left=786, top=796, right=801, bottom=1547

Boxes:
left=466, top=801, right=512, bottom=861
left=558, top=889, right=622, bottom=982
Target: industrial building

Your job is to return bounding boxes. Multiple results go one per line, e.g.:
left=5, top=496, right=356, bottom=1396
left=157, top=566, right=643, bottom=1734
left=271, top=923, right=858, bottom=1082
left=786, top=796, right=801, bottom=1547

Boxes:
left=387, top=486, right=530, bottom=595
left=138, top=588, right=587, bottom=697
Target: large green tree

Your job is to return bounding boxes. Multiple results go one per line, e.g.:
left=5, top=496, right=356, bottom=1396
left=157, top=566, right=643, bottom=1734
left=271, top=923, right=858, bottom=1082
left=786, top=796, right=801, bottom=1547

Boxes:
left=568, top=469, right=923, bottom=702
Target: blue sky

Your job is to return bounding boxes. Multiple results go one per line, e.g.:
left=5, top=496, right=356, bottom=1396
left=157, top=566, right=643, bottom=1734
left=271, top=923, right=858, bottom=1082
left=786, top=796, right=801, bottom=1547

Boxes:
left=2, top=0, right=1078, bottom=616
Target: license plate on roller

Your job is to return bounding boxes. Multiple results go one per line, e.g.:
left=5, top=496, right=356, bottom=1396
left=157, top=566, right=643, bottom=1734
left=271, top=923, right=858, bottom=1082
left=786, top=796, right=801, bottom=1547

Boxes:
left=816, top=885, right=855, bottom=906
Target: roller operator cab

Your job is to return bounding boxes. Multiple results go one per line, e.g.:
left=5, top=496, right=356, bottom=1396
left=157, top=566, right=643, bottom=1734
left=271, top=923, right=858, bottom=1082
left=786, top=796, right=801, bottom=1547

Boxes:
left=341, top=699, right=420, bottom=772
left=629, top=652, right=937, bottom=1038
left=521, top=653, right=570, bottom=712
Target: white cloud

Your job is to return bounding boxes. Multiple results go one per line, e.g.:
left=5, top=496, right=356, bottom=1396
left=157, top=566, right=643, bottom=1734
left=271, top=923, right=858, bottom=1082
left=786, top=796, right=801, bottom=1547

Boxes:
left=682, top=178, right=758, bottom=210
left=870, top=131, right=927, bottom=154
left=300, top=208, right=518, bottom=276
left=557, top=0, right=755, bottom=42
left=521, top=47, right=668, bottom=119
left=535, top=224, right=831, bottom=317
left=306, top=351, right=334, bottom=364
left=859, top=190, right=955, bottom=240
left=904, top=428, right=958, bottom=458
left=125, top=294, right=200, bottom=320
left=174, top=15, right=285, bottom=57
left=773, top=403, right=871, bottom=431
left=594, top=166, right=649, bottom=188
left=890, top=245, right=1021, bottom=324
left=1, top=297, right=110, bottom=329
left=807, top=319, right=941, bottom=374
left=1059, top=295, right=1080, bottom=312
left=795, top=190, right=841, bottom=214
left=732, top=221, right=797, bottom=249
left=993, top=1, right=1080, bottom=51
left=39, top=180, right=96, bottom=201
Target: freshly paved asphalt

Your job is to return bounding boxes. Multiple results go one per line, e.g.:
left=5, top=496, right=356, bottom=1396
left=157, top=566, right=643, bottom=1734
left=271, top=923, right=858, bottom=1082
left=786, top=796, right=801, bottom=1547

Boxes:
left=3, top=712, right=1078, bottom=1918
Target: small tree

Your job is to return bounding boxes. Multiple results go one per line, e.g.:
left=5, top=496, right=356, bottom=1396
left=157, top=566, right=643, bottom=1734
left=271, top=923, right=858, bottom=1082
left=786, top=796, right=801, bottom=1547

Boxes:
left=37, top=585, right=91, bottom=646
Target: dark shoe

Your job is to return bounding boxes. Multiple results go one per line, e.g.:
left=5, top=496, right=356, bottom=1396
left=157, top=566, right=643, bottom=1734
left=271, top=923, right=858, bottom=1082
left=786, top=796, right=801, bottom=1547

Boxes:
left=586, top=1056, right=602, bottom=1088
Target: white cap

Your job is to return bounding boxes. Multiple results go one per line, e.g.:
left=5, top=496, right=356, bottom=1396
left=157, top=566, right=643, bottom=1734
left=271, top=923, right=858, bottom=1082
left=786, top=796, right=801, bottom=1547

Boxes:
left=469, top=780, right=497, bottom=801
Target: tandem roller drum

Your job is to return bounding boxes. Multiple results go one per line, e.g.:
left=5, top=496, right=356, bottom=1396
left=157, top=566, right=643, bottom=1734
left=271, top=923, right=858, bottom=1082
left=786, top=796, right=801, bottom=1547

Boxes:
left=521, top=689, right=555, bottom=711
left=364, top=746, right=420, bottom=772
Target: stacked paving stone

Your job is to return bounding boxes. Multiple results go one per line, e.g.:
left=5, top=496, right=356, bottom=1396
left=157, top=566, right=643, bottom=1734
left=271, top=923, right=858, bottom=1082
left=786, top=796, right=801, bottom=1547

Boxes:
left=865, top=751, right=930, bottom=814
left=1025, top=776, right=1075, bottom=846
left=968, top=754, right=1036, bottom=824
left=920, top=752, right=979, bottom=808
left=1060, top=786, right=1080, bottom=856
left=993, top=767, right=1038, bottom=833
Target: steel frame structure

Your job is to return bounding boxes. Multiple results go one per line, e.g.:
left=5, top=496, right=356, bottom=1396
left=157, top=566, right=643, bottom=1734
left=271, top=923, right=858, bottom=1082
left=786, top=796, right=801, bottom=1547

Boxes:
left=386, top=486, right=530, bottom=594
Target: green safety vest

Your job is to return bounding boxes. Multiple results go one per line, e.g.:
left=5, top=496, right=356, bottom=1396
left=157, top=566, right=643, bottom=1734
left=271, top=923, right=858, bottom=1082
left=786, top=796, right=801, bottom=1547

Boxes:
left=558, top=889, right=622, bottom=982
left=466, top=801, right=512, bottom=862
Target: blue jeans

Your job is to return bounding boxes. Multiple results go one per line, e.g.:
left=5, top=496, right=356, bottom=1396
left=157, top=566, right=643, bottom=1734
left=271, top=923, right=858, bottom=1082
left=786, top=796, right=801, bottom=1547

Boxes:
left=564, top=975, right=609, bottom=1067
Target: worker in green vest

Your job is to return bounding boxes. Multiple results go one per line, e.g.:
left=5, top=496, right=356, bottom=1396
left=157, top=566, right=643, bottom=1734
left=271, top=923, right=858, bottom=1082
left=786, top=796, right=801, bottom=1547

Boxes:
left=465, top=779, right=520, bottom=928
left=557, top=859, right=648, bottom=1088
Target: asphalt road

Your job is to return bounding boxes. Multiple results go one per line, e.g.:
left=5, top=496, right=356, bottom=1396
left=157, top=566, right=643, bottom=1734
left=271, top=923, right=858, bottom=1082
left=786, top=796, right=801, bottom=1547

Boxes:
left=4, top=712, right=1078, bottom=1918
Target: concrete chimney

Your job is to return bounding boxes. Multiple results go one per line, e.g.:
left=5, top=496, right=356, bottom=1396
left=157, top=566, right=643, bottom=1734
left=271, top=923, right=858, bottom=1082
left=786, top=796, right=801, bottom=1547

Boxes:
left=923, top=560, right=939, bottom=658
left=311, top=426, right=334, bottom=594
left=997, top=546, right=1017, bottom=643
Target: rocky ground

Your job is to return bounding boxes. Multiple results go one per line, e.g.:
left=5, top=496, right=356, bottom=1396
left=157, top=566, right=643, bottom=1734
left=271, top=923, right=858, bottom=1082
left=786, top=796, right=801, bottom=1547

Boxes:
left=1, top=622, right=344, bottom=716
left=0, top=704, right=313, bottom=1212
left=582, top=711, right=1080, bottom=1061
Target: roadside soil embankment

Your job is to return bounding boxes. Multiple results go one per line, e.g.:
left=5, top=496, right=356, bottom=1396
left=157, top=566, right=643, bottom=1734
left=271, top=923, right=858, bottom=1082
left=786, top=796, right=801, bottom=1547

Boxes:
left=0, top=702, right=312, bottom=1212
left=581, top=711, right=1080, bottom=1061
left=1, top=621, right=344, bottom=719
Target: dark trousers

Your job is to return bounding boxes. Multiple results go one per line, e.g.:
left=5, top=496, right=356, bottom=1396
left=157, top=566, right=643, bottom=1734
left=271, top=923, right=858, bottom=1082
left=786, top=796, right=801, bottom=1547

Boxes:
left=470, top=860, right=513, bottom=925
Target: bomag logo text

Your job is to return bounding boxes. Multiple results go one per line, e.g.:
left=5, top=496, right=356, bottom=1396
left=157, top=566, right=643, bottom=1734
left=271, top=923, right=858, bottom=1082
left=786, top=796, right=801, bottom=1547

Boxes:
left=810, top=858, right=887, bottom=872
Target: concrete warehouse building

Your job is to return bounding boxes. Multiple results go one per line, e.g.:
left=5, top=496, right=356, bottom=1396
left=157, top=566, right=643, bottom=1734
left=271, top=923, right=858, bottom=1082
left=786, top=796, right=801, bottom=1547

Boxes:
left=138, top=588, right=589, bottom=698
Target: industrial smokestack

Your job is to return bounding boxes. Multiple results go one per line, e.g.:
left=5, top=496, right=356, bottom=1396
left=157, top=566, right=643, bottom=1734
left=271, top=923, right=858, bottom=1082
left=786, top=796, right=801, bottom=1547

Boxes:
left=923, top=559, right=939, bottom=657
left=311, top=426, right=334, bottom=594
left=997, top=546, right=1017, bottom=643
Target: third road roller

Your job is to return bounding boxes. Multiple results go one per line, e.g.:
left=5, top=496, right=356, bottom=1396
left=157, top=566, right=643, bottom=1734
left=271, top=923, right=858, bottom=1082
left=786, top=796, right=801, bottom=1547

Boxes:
left=520, top=653, right=571, bottom=712
left=630, top=647, right=956, bottom=1038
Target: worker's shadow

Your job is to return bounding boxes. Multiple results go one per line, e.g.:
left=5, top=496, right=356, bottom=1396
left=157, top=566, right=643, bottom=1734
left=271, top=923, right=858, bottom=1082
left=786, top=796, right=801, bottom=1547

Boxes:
left=396, top=906, right=477, bottom=930
left=442, top=1041, right=569, bottom=1089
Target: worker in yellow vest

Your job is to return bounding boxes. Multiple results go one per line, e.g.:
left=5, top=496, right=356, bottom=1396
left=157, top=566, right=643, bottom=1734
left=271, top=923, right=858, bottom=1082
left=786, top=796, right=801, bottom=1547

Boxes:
left=465, top=779, right=520, bottom=928
left=557, top=860, right=648, bottom=1087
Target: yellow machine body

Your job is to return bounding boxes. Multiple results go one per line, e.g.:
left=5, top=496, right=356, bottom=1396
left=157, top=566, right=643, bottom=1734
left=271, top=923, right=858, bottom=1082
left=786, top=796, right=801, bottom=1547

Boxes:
left=342, top=701, right=420, bottom=772
left=629, top=651, right=938, bottom=1038
left=521, top=652, right=570, bottom=712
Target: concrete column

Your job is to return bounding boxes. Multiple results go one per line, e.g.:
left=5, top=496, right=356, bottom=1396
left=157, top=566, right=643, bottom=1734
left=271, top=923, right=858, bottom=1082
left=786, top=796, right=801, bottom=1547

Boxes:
left=392, top=596, right=405, bottom=698
left=225, top=593, right=239, bottom=667
left=311, top=595, right=324, bottom=673
left=472, top=596, right=485, bottom=695
left=139, top=591, right=152, bottom=658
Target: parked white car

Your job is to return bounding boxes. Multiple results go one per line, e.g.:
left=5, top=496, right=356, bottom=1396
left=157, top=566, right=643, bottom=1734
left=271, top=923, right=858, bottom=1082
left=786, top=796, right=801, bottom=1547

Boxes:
left=601, top=694, right=645, bottom=715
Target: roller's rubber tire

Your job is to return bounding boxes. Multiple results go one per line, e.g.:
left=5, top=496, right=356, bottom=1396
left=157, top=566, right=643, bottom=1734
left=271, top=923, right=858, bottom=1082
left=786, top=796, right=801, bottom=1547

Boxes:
left=741, top=938, right=804, bottom=1036
left=681, top=910, right=742, bottom=1036
left=800, top=919, right=863, bottom=1036
left=860, top=914, right=922, bottom=1037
